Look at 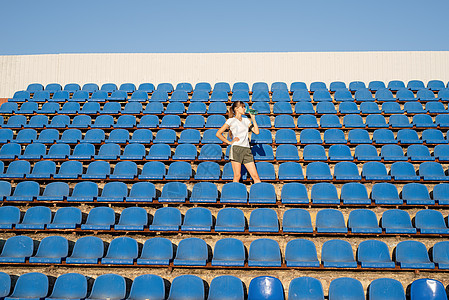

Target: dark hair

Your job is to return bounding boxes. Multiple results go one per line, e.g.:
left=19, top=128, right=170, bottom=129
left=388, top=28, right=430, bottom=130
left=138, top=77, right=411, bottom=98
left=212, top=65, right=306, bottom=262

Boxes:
left=228, top=101, right=245, bottom=118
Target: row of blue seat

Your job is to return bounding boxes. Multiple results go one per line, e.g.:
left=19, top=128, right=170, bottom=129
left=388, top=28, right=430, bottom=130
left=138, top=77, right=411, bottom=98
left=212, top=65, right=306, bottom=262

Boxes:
left=23, top=80, right=449, bottom=94
left=10, top=88, right=449, bottom=105
left=1, top=180, right=448, bottom=206
left=3, top=142, right=449, bottom=163
left=1, top=272, right=442, bottom=300
left=1, top=234, right=449, bottom=270
left=4, top=114, right=449, bottom=131
left=5, top=100, right=449, bottom=117
left=2, top=205, right=449, bottom=234
left=1, top=159, right=449, bottom=183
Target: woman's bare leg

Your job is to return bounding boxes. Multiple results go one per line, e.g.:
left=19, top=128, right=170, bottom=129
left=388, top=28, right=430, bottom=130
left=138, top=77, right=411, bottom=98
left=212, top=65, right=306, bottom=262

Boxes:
left=231, top=160, right=242, bottom=182
left=244, top=161, right=261, bottom=183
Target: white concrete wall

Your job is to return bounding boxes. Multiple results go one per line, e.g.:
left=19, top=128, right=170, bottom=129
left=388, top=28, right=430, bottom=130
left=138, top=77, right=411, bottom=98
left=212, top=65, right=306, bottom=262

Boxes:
left=0, top=51, right=448, bottom=97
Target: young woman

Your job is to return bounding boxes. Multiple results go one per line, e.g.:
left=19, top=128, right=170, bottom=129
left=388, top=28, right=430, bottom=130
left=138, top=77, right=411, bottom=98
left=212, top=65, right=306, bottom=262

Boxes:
left=216, top=101, right=261, bottom=183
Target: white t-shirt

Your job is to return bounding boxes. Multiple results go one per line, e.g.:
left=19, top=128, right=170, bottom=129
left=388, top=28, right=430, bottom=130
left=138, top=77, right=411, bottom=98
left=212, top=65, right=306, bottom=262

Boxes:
left=225, top=116, right=252, bottom=148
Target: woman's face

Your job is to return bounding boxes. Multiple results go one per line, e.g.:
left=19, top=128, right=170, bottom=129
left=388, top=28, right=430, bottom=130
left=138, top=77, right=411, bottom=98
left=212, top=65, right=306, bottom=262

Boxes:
left=235, top=104, right=245, bottom=114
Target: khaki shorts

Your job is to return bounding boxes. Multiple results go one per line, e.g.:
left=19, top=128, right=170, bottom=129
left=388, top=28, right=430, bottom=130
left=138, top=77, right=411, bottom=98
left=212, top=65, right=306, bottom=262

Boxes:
left=229, top=145, right=254, bottom=164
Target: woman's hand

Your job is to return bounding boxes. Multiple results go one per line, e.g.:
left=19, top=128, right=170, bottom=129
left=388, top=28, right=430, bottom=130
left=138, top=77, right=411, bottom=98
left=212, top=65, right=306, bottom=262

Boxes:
left=231, top=137, right=240, bottom=144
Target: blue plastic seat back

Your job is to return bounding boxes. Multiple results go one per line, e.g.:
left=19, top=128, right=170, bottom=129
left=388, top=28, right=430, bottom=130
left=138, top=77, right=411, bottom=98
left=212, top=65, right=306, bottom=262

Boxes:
left=138, top=83, right=155, bottom=93
left=101, top=83, right=117, bottom=93
left=182, top=207, right=213, bottom=230
left=11, top=180, right=39, bottom=198
left=174, top=238, right=208, bottom=264
left=415, top=209, right=448, bottom=233
left=280, top=183, right=308, bottom=204
left=208, top=275, right=244, bottom=300
left=119, top=83, right=136, bottom=93
left=70, top=181, right=98, bottom=200
left=100, top=181, right=128, bottom=199
left=316, top=209, right=346, bottom=231
left=357, top=240, right=393, bottom=267
left=39, top=181, right=69, bottom=200
left=33, top=236, right=68, bottom=260
left=427, top=80, right=445, bottom=91
left=49, top=273, right=87, bottom=299
left=297, top=115, right=318, bottom=128
left=328, top=278, right=365, bottom=299
left=151, top=207, right=182, bottom=229
left=410, top=278, right=447, bottom=300
left=103, top=237, right=138, bottom=260
left=320, top=115, right=342, bottom=128
left=341, top=183, right=369, bottom=204
left=88, top=274, right=126, bottom=300
left=348, top=209, right=379, bottom=231
left=282, top=209, right=313, bottom=232
left=111, top=161, right=137, bottom=178
left=371, top=183, right=400, bottom=204
left=381, top=209, right=414, bottom=232
left=290, top=82, right=307, bottom=92
left=50, top=207, right=82, bottom=228
left=194, top=82, right=211, bottom=92
left=9, top=272, right=48, bottom=299
left=138, top=237, right=173, bottom=265
left=249, top=182, right=276, bottom=203
left=166, top=161, right=192, bottom=179
left=303, top=145, right=326, bottom=161
left=401, top=183, right=432, bottom=204
left=0, top=205, right=20, bottom=228
left=311, top=183, right=338, bottom=203
left=220, top=182, right=247, bottom=202
left=0, top=235, right=33, bottom=259
left=248, top=239, right=282, bottom=266
left=215, top=208, right=245, bottom=231
left=68, top=236, right=104, bottom=261
left=249, top=208, right=279, bottom=231
left=85, top=207, right=115, bottom=226
left=128, top=274, right=165, bottom=300
left=396, top=240, right=432, bottom=266
left=284, top=239, right=318, bottom=267
left=169, top=275, right=205, bottom=300
left=248, top=276, right=284, bottom=300
left=212, top=238, right=245, bottom=266
left=84, top=161, right=111, bottom=178
left=288, top=277, right=324, bottom=300
left=306, top=162, right=332, bottom=180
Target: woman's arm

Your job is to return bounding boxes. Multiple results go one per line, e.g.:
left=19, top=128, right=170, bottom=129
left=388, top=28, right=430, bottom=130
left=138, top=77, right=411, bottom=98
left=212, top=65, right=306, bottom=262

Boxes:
left=216, top=123, right=238, bottom=145
left=249, top=114, right=260, bottom=135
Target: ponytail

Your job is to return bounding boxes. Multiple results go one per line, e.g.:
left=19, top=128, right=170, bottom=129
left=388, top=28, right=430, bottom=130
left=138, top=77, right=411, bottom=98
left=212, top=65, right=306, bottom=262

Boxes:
left=228, top=101, right=244, bottom=119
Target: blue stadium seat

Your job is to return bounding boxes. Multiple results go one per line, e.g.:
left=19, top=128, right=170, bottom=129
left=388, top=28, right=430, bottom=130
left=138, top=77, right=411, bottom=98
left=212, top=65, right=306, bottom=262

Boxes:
left=208, top=275, right=244, bottom=300
left=306, top=162, right=332, bottom=180
left=294, top=102, right=314, bottom=114
left=407, top=80, right=425, bottom=91
left=367, top=115, right=389, bottom=129
left=388, top=114, right=412, bottom=128
left=300, top=129, right=322, bottom=144
left=198, top=144, right=222, bottom=160
left=59, top=102, right=79, bottom=114
left=375, top=88, right=395, bottom=102
left=150, top=90, right=169, bottom=102
left=410, top=278, right=447, bottom=300
left=348, top=209, right=381, bottom=233
left=120, top=143, right=146, bottom=160
left=249, top=208, right=279, bottom=232
left=407, top=145, right=433, bottom=161
left=280, top=183, right=308, bottom=204
left=311, top=182, right=339, bottom=204
left=381, top=144, right=407, bottom=161
left=81, top=206, right=115, bottom=230
left=159, top=182, right=188, bottom=202
left=316, top=209, right=347, bottom=233
left=79, top=102, right=100, bottom=115
left=0, top=143, right=21, bottom=160
left=101, top=83, right=117, bottom=93
left=46, top=273, right=88, bottom=300
left=0, top=205, right=19, bottom=229
left=328, top=278, right=364, bottom=299
left=93, top=143, right=119, bottom=160
left=6, top=272, right=48, bottom=299
left=4, top=115, right=26, bottom=128
left=44, top=143, right=70, bottom=159
left=169, top=275, right=205, bottom=300
left=360, top=102, right=380, bottom=114
left=274, top=129, right=297, bottom=144
left=81, top=129, right=106, bottom=144
left=35, top=129, right=59, bottom=144
left=137, top=237, right=173, bottom=265
left=126, top=182, right=156, bottom=202
left=402, top=183, right=434, bottom=204
left=87, top=274, right=126, bottom=299
left=27, top=161, right=56, bottom=179
left=426, top=102, right=447, bottom=113
left=15, top=206, right=51, bottom=230
left=29, top=236, right=68, bottom=264
left=320, top=115, right=342, bottom=128
left=254, top=114, right=271, bottom=128
left=382, top=102, right=403, bottom=114
left=313, top=90, right=332, bottom=102
left=282, top=209, right=313, bottom=233
left=417, top=89, right=437, bottom=101
left=324, top=129, right=347, bottom=145
left=396, top=88, right=416, bottom=102
left=340, top=182, right=370, bottom=204
left=293, top=89, right=313, bottom=102
left=70, top=90, right=89, bottom=102
left=65, top=236, right=104, bottom=264
left=396, top=129, right=420, bottom=144
left=215, top=208, right=245, bottom=232
left=328, top=145, right=352, bottom=160
left=288, top=277, right=323, bottom=300
left=343, top=114, right=365, bottom=128
left=90, top=90, right=109, bottom=102
left=47, top=115, right=71, bottom=129
left=143, top=102, right=163, bottom=114
left=177, top=129, right=200, bottom=144
left=333, top=161, right=361, bottom=180
left=271, top=82, right=288, bottom=92
left=101, top=237, right=138, bottom=265
left=172, top=144, right=197, bottom=160
left=278, top=162, right=304, bottom=180
left=275, top=144, right=300, bottom=161
left=165, top=161, right=192, bottom=180
left=139, top=83, right=155, bottom=93
left=369, top=81, right=386, bottom=92
left=438, top=88, right=449, bottom=101
left=174, top=238, right=208, bottom=266
left=232, top=82, right=249, bottom=92
left=202, top=129, right=222, bottom=144
left=433, top=183, right=449, bottom=204
left=251, top=144, right=274, bottom=160
left=273, top=102, right=292, bottom=114
left=348, top=129, right=371, bottom=143
left=205, top=115, right=226, bottom=128
left=381, top=209, right=416, bottom=234
left=253, top=82, right=269, bottom=92
left=187, top=102, right=206, bottom=114
left=147, top=144, right=171, bottom=160
left=248, top=276, right=284, bottom=300
left=404, top=101, right=425, bottom=113
left=231, top=90, right=249, bottom=102
left=211, top=238, right=245, bottom=267
left=433, top=241, right=449, bottom=269
left=137, top=115, right=159, bottom=128
left=413, top=114, right=436, bottom=128
left=210, top=90, right=228, bottom=102
left=47, top=207, right=82, bottom=229
left=362, top=161, right=391, bottom=180
left=415, top=210, right=449, bottom=234
left=69, top=143, right=95, bottom=160
left=355, top=88, right=375, bottom=101
left=6, top=180, right=38, bottom=201
left=291, top=82, right=307, bottom=92
left=390, top=161, right=420, bottom=180
left=194, top=162, right=220, bottom=180
left=181, top=207, right=212, bottom=231
left=119, top=83, right=136, bottom=93
left=274, top=115, right=295, bottom=128
left=3, top=160, right=31, bottom=179
left=396, top=240, right=434, bottom=269
left=191, top=90, right=210, bottom=102
left=17, top=102, right=39, bottom=114
left=190, top=182, right=218, bottom=203
left=14, top=129, right=38, bottom=144
left=427, top=80, right=446, bottom=91
left=114, top=115, right=137, bottom=128
left=349, top=81, right=366, bottom=92
left=110, top=161, right=137, bottom=179
left=139, top=161, right=166, bottom=180
left=338, top=102, right=359, bottom=114
left=129, top=90, right=149, bottom=102
left=97, top=181, right=128, bottom=202
left=419, top=162, right=449, bottom=181
left=297, top=115, right=318, bottom=128
left=321, top=240, right=357, bottom=268
left=10, top=90, right=30, bottom=102
left=0, top=102, right=17, bottom=114
left=68, top=115, right=91, bottom=129
left=251, top=129, right=272, bottom=144
left=0, top=236, right=33, bottom=263
left=358, top=240, right=395, bottom=268
left=220, top=182, right=247, bottom=203
left=422, top=129, right=447, bottom=144
left=249, top=182, right=276, bottom=204
left=82, top=161, right=110, bottom=180
left=67, top=181, right=98, bottom=202
left=165, top=102, right=185, bottom=115
left=248, top=239, right=282, bottom=267
left=330, top=81, right=346, bottom=92
left=105, top=128, right=129, bottom=144
left=127, top=274, right=166, bottom=300
left=159, top=115, right=181, bottom=128
left=108, top=90, right=127, bottom=101
left=150, top=207, right=181, bottom=231
left=388, top=80, right=406, bottom=92
left=285, top=238, right=319, bottom=268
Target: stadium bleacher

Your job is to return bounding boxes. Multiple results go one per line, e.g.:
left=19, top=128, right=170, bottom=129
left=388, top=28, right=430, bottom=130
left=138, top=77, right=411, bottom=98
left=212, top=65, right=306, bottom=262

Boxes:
left=1, top=80, right=449, bottom=299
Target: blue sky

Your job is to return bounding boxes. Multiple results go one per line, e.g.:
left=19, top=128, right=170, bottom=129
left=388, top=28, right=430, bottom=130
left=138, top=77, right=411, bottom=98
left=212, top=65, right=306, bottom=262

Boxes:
left=1, top=0, right=448, bottom=55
